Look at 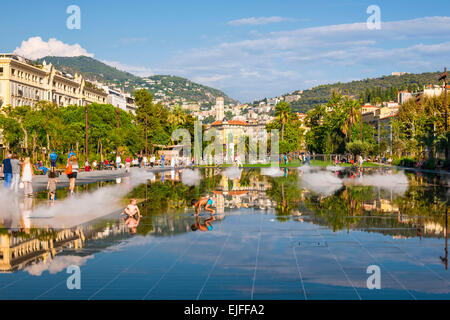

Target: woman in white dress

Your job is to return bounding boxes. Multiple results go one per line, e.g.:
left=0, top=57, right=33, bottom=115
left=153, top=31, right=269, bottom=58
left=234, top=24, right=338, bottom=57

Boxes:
left=21, top=157, right=34, bottom=196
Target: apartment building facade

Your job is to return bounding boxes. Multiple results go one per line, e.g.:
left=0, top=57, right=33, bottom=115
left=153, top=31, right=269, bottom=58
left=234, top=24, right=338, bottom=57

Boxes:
left=0, top=54, right=107, bottom=109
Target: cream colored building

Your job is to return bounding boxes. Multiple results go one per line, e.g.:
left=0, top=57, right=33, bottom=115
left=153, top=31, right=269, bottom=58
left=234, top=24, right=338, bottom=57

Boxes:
left=0, top=54, right=107, bottom=109
left=215, top=97, right=224, bottom=121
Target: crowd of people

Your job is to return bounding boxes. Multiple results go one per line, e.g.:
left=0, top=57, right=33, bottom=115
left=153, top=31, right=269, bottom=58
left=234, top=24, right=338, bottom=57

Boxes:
left=0, top=147, right=179, bottom=201
left=1, top=153, right=34, bottom=196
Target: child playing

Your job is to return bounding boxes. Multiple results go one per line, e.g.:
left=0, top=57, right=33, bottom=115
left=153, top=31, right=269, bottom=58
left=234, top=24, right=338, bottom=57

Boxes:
left=122, top=198, right=141, bottom=219
left=124, top=215, right=141, bottom=234
left=191, top=197, right=215, bottom=215
left=47, top=169, right=59, bottom=202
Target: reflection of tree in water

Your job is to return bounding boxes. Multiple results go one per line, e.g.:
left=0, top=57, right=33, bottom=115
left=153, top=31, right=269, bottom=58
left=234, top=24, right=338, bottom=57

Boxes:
left=125, top=171, right=223, bottom=236
left=266, top=170, right=301, bottom=221
left=302, top=183, right=448, bottom=237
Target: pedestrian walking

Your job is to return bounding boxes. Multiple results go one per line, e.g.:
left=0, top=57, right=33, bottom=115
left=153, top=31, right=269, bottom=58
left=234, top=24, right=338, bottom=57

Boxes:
left=47, top=169, right=59, bottom=202
left=10, top=153, right=21, bottom=192
left=66, top=156, right=79, bottom=195
left=21, top=157, right=34, bottom=196
left=1, top=154, right=12, bottom=188
left=50, top=149, right=58, bottom=168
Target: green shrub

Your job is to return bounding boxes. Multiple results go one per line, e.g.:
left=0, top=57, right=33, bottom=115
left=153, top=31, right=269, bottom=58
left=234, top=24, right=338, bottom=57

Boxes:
left=422, top=159, right=436, bottom=170
left=393, top=157, right=415, bottom=167
left=443, top=159, right=450, bottom=170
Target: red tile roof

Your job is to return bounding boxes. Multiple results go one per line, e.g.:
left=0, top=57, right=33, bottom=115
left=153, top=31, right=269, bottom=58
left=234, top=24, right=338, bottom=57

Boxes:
left=211, top=120, right=249, bottom=126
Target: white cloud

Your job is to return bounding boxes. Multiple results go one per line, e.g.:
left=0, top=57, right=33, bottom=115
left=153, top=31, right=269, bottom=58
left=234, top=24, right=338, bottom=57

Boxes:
left=228, top=16, right=294, bottom=26
left=24, top=255, right=93, bottom=276
left=14, top=36, right=94, bottom=60
left=101, top=59, right=153, bottom=77
left=157, top=16, right=450, bottom=101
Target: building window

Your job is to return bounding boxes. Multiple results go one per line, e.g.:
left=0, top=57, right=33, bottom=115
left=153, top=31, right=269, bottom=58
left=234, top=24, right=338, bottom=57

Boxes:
left=0, top=67, right=3, bottom=76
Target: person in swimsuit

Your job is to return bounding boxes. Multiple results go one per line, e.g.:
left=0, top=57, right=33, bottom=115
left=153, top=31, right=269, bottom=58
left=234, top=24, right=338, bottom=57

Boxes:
left=122, top=198, right=141, bottom=219
left=191, top=197, right=215, bottom=215
left=191, top=214, right=215, bottom=232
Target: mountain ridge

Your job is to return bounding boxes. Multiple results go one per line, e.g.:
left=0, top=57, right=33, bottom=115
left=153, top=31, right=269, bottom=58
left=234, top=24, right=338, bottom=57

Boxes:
left=36, top=56, right=239, bottom=106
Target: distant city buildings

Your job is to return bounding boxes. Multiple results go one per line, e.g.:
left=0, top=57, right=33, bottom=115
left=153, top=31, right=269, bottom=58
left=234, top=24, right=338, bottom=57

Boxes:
left=391, top=72, right=408, bottom=76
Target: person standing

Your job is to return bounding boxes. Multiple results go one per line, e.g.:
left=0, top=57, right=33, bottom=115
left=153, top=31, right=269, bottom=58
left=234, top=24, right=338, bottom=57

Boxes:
left=47, top=169, right=59, bottom=203
left=84, top=159, right=90, bottom=172
left=92, top=159, right=97, bottom=171
left=68, top=148, right=76, bottom=160
left=21, top=157, right=34, bottom=196
left=143, top=155, right=148, bottom=167
left=67, top=156, right=79, bottom=195
left=1, top=154, right=12, bottom=188
left=150, top=155, right=155, bottom=168
left=116, top=154, right=122, bottom=170
left=161, top=154, right=165, bottom=168
left=50, top=149, right=57, bottom=169
left=125, top=156, right=131, bottom=173
left=10, top=154, right=21, bottom=192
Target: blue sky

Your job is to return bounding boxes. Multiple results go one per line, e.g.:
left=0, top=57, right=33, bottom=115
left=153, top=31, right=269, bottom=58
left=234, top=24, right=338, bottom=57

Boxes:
left=1, top=0, right=450, bottom=102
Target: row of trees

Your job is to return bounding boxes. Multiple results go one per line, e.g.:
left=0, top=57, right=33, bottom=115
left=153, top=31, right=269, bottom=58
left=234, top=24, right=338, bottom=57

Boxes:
left=303, top=92, right=375, bottom=157
left=0, top=89, right=194, bottom=163
left=392, top=93, right=449, bottom=161
left=268, top=89, right=448, bottom=165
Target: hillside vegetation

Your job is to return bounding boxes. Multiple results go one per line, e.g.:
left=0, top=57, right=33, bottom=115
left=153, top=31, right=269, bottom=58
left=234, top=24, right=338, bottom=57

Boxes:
left=288, top=72, right=443, bottom=113
left=36, top=56, right=237, bottom=105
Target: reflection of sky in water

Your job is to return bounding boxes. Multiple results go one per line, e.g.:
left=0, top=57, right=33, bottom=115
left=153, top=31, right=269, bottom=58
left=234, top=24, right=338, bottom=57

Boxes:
left=0, top=168, right=448, bottom=299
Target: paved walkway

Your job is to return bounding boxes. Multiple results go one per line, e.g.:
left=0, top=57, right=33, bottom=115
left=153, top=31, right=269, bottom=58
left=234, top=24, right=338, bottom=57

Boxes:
left=30, top=167, right=174, bottom=193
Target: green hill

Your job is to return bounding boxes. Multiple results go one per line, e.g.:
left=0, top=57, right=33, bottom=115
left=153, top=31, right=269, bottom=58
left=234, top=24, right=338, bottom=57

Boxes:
left=36, top=56, right=238, bottom=105
left=286, top=72, right=444, bottom=113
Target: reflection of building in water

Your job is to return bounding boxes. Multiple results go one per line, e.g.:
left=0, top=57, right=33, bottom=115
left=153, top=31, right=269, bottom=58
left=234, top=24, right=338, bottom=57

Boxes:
left=362, top=199, right=399, bottom=213
left=0, top=228, right=85, bottom=273
left=0, top=219, right=130, bottom=273
left=210, top=173, right=274, bottom=212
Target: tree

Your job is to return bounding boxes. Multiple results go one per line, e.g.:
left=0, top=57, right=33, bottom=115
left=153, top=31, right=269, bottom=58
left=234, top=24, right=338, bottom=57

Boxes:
left=346, top=140, right=369, bottom=158
left=274, top=101, right=292, bottom=140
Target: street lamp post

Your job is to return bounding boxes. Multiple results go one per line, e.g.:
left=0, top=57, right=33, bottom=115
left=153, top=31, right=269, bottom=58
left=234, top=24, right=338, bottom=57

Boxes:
left=145, top=114, right=148, bottom=157
left=116, top=104, right=120, bottom=155
left=439, top=68, right=448, bottom=162
left=85, top=102, right=88, bottom=160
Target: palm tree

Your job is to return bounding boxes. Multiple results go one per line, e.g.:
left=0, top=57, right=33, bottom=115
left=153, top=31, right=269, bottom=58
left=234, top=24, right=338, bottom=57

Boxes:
left=342, top=98, right=361, bottom=143
left=274, top=101, right=292, bottom=140
left=168, top=105, right=187, bottom=127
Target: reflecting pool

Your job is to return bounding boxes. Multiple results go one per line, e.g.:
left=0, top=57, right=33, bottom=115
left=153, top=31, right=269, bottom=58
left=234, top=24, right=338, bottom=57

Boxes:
left=0, top=167, right=448, bottom=300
